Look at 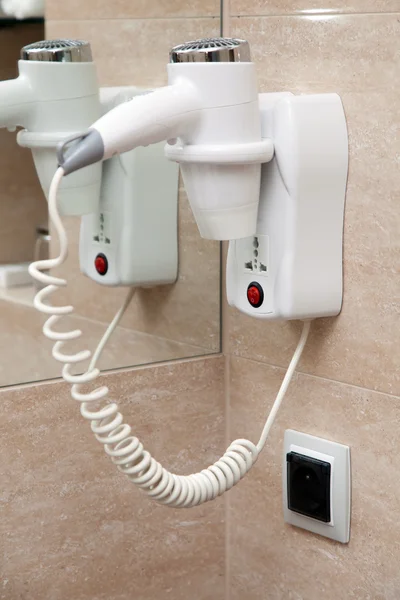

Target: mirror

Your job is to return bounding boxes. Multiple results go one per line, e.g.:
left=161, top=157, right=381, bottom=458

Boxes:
left=0, top=5, right=222, bottom=388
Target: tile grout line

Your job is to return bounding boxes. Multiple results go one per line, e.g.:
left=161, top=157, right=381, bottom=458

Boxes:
left=228, top=353, right=400, bottom=400
left=46, top=11, right=400, bottom=22
left=46, top=15, right=221, bottom=23
left=230, top=10, right=400, bottom=18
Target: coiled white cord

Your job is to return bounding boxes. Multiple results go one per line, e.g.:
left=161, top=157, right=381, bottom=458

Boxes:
left=29, top=167, right=311, bottom=508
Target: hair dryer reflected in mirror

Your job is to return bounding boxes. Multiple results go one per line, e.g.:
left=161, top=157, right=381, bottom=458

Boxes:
left=0, top=38, right=102, bottom=215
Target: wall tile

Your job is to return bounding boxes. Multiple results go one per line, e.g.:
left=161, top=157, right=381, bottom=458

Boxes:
left=227, top=14, right=400, bottom=395
left=232, top=14, right=398, bottom=93
left=230, top=0, right=400, bottom=17
left=227, top=356, right=400, bottom=599
left=46, top=18, right=221, bottom=87
left=0, top=356, right=225, bottom=600
left=0, top=22, right=47, bottom=266
left=47, top=0, right=220, bottom=20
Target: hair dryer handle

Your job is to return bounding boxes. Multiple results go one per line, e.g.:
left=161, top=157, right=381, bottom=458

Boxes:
left=59, top=80, right=201, bottom=175
left=95, top=80, right=201, bottom=158
left=0, top=75, right=33, bottom=129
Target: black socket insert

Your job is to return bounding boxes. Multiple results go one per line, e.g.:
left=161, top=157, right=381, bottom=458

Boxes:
left=286, top=451, right=331, bottom=523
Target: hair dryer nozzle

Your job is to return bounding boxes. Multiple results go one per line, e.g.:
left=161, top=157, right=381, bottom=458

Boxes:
left=170, top=37, right=251, bottom=63
left=21, top=39, right=93, bottom=63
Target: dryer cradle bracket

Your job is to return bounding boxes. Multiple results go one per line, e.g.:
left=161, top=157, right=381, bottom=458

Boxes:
left=227, top=92, right=349, bottom=320
left=79, top=86, right=179, bottom=288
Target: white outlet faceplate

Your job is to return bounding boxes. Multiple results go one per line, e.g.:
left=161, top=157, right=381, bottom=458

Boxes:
left=283, top=429, right=351, bottom=544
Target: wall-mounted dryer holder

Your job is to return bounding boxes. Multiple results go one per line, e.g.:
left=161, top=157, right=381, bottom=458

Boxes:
left=0, top=39, right=178, bottom=289
left=79, top=86, right=179, bottom=288
left=227, top=92, right=349, bottom=321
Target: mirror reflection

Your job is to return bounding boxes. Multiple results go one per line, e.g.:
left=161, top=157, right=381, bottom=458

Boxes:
left=0, top=8, right=221, bottom=388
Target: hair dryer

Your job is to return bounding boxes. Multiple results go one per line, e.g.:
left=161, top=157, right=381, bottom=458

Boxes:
left=0, top=39, right=102, bottom=215
left=58, top=38, right=273, bottom=239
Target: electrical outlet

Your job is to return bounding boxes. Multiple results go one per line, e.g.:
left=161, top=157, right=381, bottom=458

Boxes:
left=239, top=234, right=269, bottom=276
left=283, top=430, right=351, bottom=543
left=92, top=211, right=112, bottom=245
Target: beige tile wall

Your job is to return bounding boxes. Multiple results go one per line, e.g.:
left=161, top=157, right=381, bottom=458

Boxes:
left=4, top=3, right=398, bottom=599
left=224, top=2, right=400, bottom=598
left=45, top=16, right=221, bottom=352
left=226, top=12, right=399, bottom=394
left=0, top=21, right=47, bottom=265
left=0, top=7, right=226, bottom=598
left=230, top=0, right=400, bottom=15
left=1, top=356, right=226, bottom=600
left=47, top=0, right=220, bottom=20
left=228, top=358, right=400, bottom=599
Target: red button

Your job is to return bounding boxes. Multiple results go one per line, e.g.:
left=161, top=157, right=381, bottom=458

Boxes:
left=95, top=253, right=108, bottom=276
left=247, top=282, right=264, bottom=308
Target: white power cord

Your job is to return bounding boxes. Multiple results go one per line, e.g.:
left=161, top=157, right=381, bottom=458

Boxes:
left=29, top=167, right=311, bottom=508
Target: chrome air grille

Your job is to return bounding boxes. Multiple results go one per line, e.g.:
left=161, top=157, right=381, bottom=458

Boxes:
left=21, top=39, right=93, bottom=62
left=170, top=37, right=250, bottom=63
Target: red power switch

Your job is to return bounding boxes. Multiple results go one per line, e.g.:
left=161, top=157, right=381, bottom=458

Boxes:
left=247, top=282, right=264, bottom=308
left=95, top=253, right=108, bottom=276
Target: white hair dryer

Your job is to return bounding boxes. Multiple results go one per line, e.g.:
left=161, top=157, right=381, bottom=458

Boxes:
left=0, top=39, right=102, bottom=215
left=59, top=38, right=273, bottom=239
